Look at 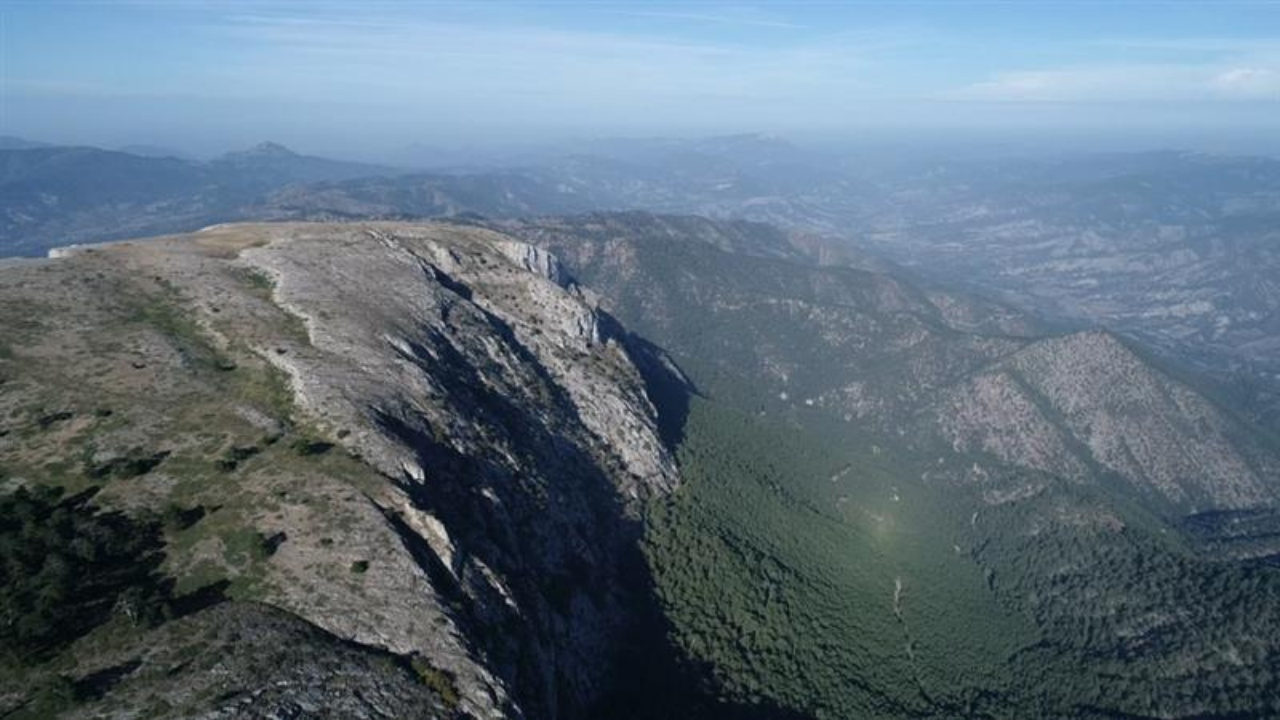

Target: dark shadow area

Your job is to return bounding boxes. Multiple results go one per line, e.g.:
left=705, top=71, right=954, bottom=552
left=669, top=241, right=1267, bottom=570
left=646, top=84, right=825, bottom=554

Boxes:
left=601, top=309, right=698, bottom=450
left=0, top=485, right=172, bottom=665
left=84, top=450, right=170, bottom=481
left=160, top=502, right=208, bottom=531
left=591, top=534, right=812, bottom=720
left=426, top=264, right=474, bottom=300
left=71, top=659, right=142, bottom=700
left=169, top=579, right=232, bottom=618
left=369, top=301, right=785, bottom=718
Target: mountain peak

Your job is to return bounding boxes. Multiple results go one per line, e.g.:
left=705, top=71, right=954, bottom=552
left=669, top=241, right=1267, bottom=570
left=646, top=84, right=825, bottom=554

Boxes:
left=230, top=141, right=298, bottom=158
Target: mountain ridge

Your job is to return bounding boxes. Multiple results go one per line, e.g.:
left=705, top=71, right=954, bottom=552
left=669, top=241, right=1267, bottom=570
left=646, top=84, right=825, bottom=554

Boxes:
left=6, top=213, right=1280, bottom=717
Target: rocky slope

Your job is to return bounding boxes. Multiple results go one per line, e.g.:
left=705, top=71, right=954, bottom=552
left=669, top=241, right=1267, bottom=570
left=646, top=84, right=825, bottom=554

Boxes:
left=6, top=141, right=1280, bottom=431
left=497, top=213, right=1280, bottom=514
left=493, top=212, right=1280, bottom=717
left=495, top=213, right=1036, bottom=426
left=851, top=152, right=1280, bottom=424
left=937, top=330, right=1280, bottom=512
left=0, top=222, right=683, bottom=718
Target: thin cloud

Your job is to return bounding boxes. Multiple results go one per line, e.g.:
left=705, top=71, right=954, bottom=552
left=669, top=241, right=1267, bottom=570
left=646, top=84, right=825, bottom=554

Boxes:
left=199, top=11, right=877, bottom=107
left=951, top=62, right=1280, bottom=103
left=608, top=9, right=807, bottom=30
left=1213, top=67, right=1280, bottom=98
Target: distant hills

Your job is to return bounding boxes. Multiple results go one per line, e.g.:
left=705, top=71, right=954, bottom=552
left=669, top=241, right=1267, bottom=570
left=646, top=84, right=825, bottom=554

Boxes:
left=115, top=144, right=194, bottom=160
left=0, top=135, right=51, bottom=150
left=0, top=141, right=398, bottom=255
left=3, top=134, right=1279, bottom=425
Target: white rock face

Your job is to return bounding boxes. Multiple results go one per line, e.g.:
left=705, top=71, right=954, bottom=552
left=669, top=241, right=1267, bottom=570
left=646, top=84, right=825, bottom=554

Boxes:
left=492, top=238, right=569, bottom=287
left=221, top=222, right=680, bottom=718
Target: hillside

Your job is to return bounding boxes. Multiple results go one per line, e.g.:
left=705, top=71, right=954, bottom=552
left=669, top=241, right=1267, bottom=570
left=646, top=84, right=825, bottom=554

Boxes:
left=0, top=222, right=695, bottom=718
left=4, top=215, right=1280, bottom=718
left=498, top=212, right=1280, bottom=717
left=0, top=144, right=394, bottom=256
left=4, top=141, right=1279, bottom=433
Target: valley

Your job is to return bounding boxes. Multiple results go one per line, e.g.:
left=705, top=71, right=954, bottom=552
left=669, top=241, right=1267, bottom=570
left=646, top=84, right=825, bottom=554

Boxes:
left=7, top=3, right=1280, bottom=717
left=5, top=215, right=1278, bottom=717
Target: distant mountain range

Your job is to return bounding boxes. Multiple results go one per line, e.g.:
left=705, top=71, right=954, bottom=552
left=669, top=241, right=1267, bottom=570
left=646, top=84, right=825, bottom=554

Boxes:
left=0, top=141, right=397, bottom=255
left=3, top=134, right=1279, bottom=425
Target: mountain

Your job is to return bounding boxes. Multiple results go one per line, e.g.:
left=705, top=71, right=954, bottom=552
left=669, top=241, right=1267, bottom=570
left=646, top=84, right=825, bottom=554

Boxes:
left=937, top=330, right=1280, bottom=512
left=0, top=143, right=397, bottom=256
left=116, top=144, right=195, bottom=160
left=849, top=151, right=1280, bottom=423
left=4, top=213, right=1280, bottom=717
left=0, top=146, right=224, bottom=255
left=4, top=137, right=1279, bottom=427
left=0, top=136, right=51, bottom=150
left=210, top=141, right=396, bottom=186
left=0, top=222, right=710, bottom=718
left=256, top=133, right=862, bottom=230
left=253, top=170, right=599, bottom=221
left=493, top=212, right=1280, bottom=716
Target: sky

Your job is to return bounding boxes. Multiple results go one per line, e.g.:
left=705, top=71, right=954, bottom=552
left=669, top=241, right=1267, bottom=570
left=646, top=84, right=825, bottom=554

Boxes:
left=2, top=1, right=1280, bottom=157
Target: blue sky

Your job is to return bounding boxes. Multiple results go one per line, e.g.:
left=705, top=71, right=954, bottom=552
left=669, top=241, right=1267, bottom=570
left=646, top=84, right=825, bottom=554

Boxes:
left=2, top=1, right=1279, bottom=155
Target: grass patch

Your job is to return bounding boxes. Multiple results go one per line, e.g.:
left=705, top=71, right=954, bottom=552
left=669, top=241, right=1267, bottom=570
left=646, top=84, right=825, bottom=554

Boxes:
left=409, top=657, right=460, bottom=711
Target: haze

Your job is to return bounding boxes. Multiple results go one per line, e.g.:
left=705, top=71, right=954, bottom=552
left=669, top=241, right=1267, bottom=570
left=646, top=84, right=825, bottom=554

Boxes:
left=3, top=1, right=1280, bottom=159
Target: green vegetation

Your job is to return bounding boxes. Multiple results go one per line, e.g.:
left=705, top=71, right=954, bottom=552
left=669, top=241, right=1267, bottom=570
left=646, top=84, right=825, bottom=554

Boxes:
left=0, top=264, right=376, bottom=616
left=409, top=656, right=461, bottom=710
left=644, top=358, right=1280, bottom=717
left=975, top=485, right=1280, bottom=716
left=646, top=391, right=1034, bottom=717
left=0, top=486, right=169, bottom=664
left=573, top=219, right=1280, bottom=718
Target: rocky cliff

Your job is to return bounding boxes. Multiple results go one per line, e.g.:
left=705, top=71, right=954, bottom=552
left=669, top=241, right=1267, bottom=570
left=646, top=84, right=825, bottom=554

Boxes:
left=0, top=222, right=683, bottom=718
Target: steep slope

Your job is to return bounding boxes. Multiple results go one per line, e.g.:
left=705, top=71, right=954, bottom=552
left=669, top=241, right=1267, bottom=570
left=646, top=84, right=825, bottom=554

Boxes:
left=7, top=211, right=1280, bottom=718
left=937, top=331, right=1280, bottom=512
left=495, top=212, right=1280, bottom=717
left=500, top=213, right=1278, bottom=514
left=0, top=222, right=685, bottom=718
left=496, top=213, right=1036, bottom=431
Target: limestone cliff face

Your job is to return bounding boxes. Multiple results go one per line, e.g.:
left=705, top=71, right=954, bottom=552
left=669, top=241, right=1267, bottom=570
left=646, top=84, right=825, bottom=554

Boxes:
left=238, top=223, right=679, bottom=718
left=12, top=222, right=682, bottom=719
